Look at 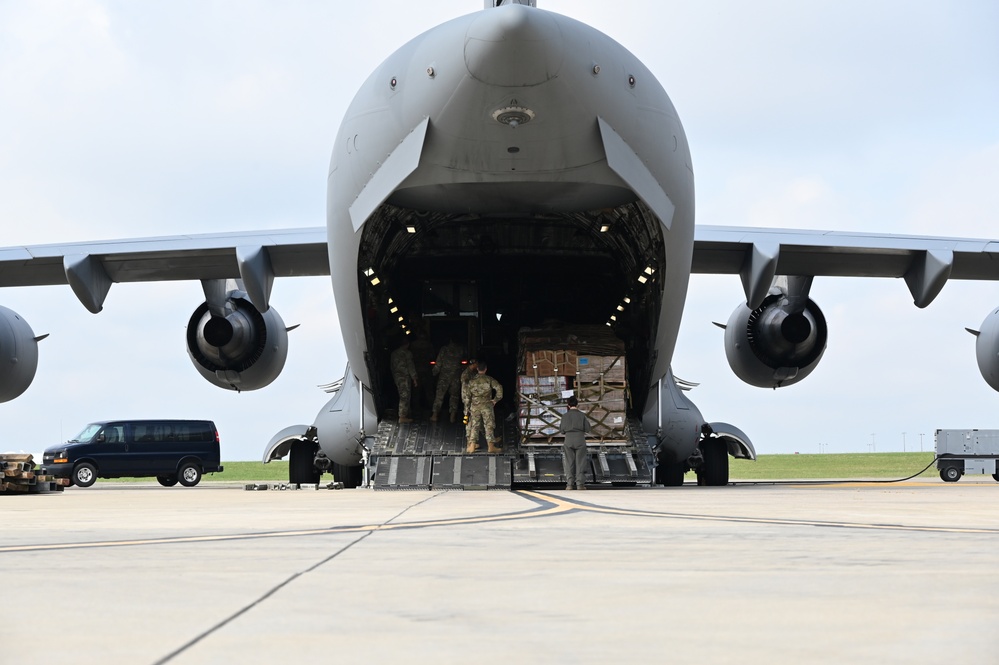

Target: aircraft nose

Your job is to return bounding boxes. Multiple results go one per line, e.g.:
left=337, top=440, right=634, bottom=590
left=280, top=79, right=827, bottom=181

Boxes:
left=464, top=5, right=563, bottom=86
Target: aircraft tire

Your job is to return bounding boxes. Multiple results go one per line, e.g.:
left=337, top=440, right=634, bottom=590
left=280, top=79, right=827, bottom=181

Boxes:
left=993, top=473, right=999, bottom=482
left=72, top=462, right=98, bottom=488
left=698, top=438, right=729, bottom=486
left=656, top=458, right=685, bottom=486
left=178, top=463, right=202, bottom=487
left=940, top=467, right=961, bottom=483
left=157, top=475, right=179, bottom=487
left=289, top=440, right=321, bottom=485
left=333, top=462, right=363, bottom=488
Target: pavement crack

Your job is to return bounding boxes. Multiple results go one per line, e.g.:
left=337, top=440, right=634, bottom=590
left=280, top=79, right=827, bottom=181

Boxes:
left=151, top=492, right=443, bottom=664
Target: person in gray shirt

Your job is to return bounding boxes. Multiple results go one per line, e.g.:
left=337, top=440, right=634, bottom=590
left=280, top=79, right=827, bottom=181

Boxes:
left=559, top=395, right=591, bottom=489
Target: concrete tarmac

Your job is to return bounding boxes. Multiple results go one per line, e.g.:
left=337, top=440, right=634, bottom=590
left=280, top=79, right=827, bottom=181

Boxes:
left=2, top=479, right=999, bottom=664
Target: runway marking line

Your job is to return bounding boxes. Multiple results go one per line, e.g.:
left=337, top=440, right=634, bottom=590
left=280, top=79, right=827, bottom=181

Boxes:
left=2, top=489, right=997, bottom=554
left=0, top=492, right=572, bottom=553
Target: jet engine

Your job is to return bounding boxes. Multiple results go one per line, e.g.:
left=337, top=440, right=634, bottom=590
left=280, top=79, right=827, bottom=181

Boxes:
left=185, top=292, right=289, bottom=391
left=723, top=292, right=828, bottom=388
left=0, top=306, right=45, bottom=402
left=971, top=307, right=999, bottom=392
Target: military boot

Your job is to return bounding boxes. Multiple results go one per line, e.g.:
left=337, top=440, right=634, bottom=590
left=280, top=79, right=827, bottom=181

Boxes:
left=466, top=439, right=479, bottom=453
left=430, top=412, right=438, bottom=423
left=487, top=441, right=503, bottom=454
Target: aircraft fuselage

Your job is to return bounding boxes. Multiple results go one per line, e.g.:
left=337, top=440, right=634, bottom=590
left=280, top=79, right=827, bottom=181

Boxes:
left=323, top=4, right=695, bottom=466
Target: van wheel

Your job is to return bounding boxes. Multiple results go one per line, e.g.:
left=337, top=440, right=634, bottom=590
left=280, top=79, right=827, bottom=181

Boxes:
left=157, top=475, right=179, bottom=487
left=72, top=463, right=98, bottom=488
left=178, top=463, right=202, bottom=487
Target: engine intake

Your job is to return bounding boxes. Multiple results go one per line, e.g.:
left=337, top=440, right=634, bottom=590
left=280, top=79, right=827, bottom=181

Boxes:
left=186, top=294, right=289, bottom=391
left=724, top=293, right=827, bottom=388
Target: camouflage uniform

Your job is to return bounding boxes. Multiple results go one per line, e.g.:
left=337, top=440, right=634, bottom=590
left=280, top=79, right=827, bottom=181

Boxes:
left=463, top=371, right=503, bottom=453
left=431, top=341, right=464, bottom=420
left=390, top=343, right=418, bottom=420
left=409, top=332, right=435, bottom=411
left=459, top=363, right=479, bottom=413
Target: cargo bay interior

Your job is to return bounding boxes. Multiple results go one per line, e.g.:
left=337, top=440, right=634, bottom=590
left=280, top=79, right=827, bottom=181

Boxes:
left=358, top=201, right=667, bottom=431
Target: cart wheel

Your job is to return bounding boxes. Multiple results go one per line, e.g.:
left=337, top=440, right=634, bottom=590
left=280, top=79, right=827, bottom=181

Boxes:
left=940, top=467, right=961, bottom=483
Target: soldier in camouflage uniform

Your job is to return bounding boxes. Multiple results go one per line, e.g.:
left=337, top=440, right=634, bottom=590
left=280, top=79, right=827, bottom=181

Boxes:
left=459, top=358, right=479, bottom=415
left=390, top=339, right=418, bottom=423
left=431, top=339, right=464, bottom=423
left=462, top=361, right=503, bottom=453
left=409, top=328, right=435, bottom=412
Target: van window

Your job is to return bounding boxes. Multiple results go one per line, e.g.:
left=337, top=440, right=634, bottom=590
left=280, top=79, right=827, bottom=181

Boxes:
left=70, top=423, right=103, bottom=443
left=176, top=422, right=212, bottom=442
left=128, top=422, right=213, bottom=443
left=102, top=425, right=125, bottom=444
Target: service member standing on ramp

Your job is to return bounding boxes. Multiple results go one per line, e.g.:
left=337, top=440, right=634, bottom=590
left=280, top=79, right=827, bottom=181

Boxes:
left=390, top=339, right=418, bottom=423
left=431, top=339, right=464, bottom=423
left=462, top=361, right=503, bottom=453
left=459, top=358, right=480, bottom=414
left=559, top=395, right=591, bottom=489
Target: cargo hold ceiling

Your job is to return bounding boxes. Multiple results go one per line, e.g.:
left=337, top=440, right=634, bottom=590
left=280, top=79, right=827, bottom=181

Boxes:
left=358, top=201, right=665, bottom=283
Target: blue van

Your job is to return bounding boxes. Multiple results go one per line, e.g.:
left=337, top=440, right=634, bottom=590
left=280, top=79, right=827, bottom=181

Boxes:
left=42, top=420, right=223, bottom=488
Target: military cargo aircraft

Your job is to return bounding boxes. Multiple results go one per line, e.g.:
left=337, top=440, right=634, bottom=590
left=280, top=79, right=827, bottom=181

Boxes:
left=2, top=1, right=997, bottom=488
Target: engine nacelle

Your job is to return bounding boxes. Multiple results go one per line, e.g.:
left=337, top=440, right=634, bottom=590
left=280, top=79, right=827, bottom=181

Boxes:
left=0, top=306, right=42, bottom=402
left=973, top=307, right=999, bottom=392
left=186, top=294, right=289, bottom=391
left=724, top=293, right=828, bottom=388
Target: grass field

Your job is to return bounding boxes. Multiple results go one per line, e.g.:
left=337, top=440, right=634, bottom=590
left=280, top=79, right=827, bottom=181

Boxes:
left=91, top=453, right=943, bottom=484
left=730, top=452, right=938, bottom=480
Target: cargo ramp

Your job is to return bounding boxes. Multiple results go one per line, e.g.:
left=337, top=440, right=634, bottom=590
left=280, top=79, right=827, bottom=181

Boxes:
left=366, top=416, right=654, bottom=490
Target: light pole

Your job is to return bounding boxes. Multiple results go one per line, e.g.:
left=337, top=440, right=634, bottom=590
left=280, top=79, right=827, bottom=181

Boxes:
left=902, top=432, right=906, bottom=453
left=919, top=433, right=924, bottom=452
left=871, top=433, right=876, bottom=453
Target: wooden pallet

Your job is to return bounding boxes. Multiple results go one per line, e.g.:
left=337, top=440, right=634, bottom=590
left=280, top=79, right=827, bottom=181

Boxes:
left=0, top=454, right=68, bottom=495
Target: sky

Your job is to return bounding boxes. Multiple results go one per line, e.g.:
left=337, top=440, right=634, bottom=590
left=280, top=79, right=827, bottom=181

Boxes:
left=1, top=0, right=997, bottom=461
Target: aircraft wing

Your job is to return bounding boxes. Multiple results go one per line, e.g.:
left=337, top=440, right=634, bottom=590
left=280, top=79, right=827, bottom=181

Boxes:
left=693, top=225, right=999, bottom=309
left=0, top=227, right=330, bottom=313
